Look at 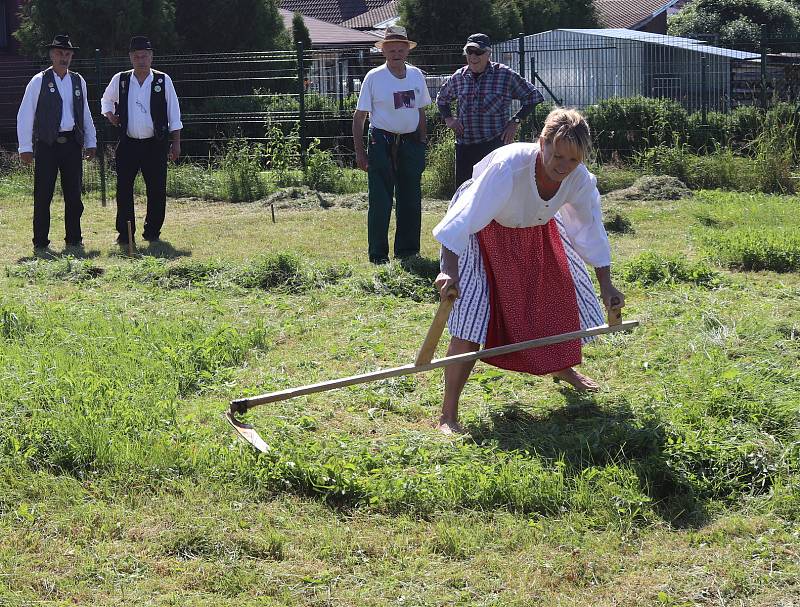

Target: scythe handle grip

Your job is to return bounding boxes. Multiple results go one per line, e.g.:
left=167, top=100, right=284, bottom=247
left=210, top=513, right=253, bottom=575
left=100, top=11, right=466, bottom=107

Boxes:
left=606, top=295, right=622, bottom=327
left=414, top=287, right=458, bottom=366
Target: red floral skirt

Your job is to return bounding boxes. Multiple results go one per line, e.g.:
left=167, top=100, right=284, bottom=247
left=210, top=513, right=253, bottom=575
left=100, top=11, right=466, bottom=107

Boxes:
left=477, top=219, right=581, bottom=374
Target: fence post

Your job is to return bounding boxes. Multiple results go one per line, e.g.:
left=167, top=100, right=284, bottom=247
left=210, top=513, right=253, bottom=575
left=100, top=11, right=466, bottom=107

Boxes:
left=95, top=48, right=107, bottom=207
left=297, top=41, right=307, bottom=170
left=760, top=29, right=768, bottom=110
left=517, top=33, right=526, bottom=80
left=701, top=55, right=707, bottom=124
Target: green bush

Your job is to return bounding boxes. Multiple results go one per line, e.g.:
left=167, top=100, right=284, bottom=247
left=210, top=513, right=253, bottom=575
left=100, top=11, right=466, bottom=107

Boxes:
left=304, top=138, right=343, bottom=193
left=702, top=229, right=800, bottom=272
left=728, top=105, right=762, bottom=148
left=619, top=252, right=721, bottom=286
left=423, top=127, right=456, bottom=199
left=264, top=123, right=302, bottom=187
left=687, top=111, right=731, bottom=152
left=586, top=96, right=689, bottom=158
left=221, top=139, right=268, bottom=202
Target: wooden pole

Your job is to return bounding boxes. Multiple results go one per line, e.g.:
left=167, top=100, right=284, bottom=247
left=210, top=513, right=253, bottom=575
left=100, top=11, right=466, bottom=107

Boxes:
left=126, top=220, right=135, bottom=256
left=414, top=289, right=457, bottom=365
left=231, top=320, right=638, bottom=413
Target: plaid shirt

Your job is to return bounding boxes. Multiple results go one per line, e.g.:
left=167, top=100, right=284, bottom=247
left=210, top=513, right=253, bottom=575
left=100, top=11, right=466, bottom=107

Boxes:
left=437, top=62, right=544, bottom=145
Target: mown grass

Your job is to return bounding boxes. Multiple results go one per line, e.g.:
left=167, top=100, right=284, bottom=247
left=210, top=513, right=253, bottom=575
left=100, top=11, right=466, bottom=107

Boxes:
left=0, top=186, right=798, bottom=605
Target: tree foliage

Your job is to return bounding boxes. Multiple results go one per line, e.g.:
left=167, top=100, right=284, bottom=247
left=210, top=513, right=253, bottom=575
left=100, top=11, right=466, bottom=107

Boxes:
left=398, top=0, right=507, bottom=46
left=14, top=0, right=289, bottom=57
left=516, top=0, right=599, bottom=34
left=668, top=0, right=800, bottom=49
left=291, top=12, right=312, bottom=50
left=398, top=0, right=599, bottom=46
left=175, top=0, right=287, bottom=52
left=14, top=0, right=177, bottom=56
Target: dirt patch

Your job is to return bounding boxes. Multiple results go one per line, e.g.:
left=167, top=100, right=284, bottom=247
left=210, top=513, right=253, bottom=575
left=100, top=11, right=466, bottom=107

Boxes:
left=605, top=175, right=692, bottom=202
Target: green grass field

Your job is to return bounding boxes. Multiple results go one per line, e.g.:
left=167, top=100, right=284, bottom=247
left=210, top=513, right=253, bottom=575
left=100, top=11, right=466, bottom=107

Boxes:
left=0, top=183, right=798, bottom=606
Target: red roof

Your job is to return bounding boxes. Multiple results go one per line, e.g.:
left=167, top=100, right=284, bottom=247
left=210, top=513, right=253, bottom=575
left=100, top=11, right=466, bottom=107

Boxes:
left=279, top=9, right=380, bottom=46
left=279, top=0, right=394, bottom=24
left=340, top=1, right=398, bottom=29
left=594, top=0, right=678, bottom=29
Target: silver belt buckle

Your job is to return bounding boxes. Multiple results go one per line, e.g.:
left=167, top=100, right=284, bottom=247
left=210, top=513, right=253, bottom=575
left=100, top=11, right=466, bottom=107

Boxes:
left=55, top=135, right=68, bottom=144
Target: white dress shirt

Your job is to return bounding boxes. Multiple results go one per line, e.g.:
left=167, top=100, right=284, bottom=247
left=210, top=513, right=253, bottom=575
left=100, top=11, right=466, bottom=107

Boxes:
left=101, top=70, right=183, bottom=139
left=433, top=142, right=612, bottom=267
left=17, top=70, right=97, bottom=153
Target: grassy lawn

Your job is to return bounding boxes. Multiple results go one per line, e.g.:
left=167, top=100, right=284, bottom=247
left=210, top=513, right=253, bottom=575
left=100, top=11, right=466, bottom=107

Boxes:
left=0, top=183, right=798, bottom=606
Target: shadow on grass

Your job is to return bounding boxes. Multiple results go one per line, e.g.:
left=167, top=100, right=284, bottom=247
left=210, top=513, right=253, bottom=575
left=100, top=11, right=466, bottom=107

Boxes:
left=17, top=246, right=102, bottom=263
left=107, top=240, right=192, bottom=260
left=465, top=400, right=708, bottom=528
left=139, top=240, right=192, bottom=259
left=399, top=255, right=439, bottom=281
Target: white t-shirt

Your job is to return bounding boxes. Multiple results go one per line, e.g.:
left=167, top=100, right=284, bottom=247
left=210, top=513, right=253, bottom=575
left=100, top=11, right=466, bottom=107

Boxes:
left=433, top=142, right=611, bottom=267
left=356, top=63, right=431, bottom=134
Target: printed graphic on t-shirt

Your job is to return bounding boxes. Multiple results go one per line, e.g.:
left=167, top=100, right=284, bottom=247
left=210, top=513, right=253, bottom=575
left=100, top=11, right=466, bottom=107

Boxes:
left=393, top=90, right=416, bottom=109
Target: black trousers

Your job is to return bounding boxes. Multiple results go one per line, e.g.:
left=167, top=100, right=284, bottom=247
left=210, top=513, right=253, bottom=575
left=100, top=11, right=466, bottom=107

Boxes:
left=33, top=134, right=84, bottom=248
left=455, top=136, right=504, bottom=189
left=115, top=135, right=169, bottom=241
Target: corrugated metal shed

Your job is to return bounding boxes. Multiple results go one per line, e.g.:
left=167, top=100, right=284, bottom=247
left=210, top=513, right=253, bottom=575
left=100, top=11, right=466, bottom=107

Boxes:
left=494, top=29, right=760, bottom=111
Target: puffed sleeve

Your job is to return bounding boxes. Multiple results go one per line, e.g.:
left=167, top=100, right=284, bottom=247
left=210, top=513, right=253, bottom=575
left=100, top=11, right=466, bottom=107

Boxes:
left=558, top=170, right=612, bottom=267
left=432, top=159, right=513, bottom=256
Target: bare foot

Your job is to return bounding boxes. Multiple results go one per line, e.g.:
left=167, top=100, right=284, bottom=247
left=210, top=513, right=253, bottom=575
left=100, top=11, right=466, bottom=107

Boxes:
left=436, top=417, right=465, bottom=435
left=552, top=368, right=601, bottom=392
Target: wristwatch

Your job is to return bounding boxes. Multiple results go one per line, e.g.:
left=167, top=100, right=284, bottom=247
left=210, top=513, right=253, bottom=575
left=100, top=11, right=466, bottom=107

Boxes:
left=512, top=116, right=521, bottom=124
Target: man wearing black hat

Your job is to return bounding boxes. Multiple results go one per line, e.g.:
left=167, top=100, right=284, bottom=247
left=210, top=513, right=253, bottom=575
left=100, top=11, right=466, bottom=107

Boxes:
left=437, top=33, right=544, bottom=188
left=17, top=34, right=97, bottom=251
left=101, top=35, right=182, bottom=244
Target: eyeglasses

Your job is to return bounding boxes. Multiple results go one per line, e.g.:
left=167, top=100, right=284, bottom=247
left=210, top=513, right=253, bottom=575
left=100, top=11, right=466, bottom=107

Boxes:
left=465, top=48, right=488, bottom=56
left=135, top=100, right=147, bottom=114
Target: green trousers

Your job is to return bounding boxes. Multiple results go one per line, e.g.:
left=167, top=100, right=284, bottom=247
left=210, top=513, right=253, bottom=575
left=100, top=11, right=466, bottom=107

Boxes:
left=367, top=129, right=426, bottom=263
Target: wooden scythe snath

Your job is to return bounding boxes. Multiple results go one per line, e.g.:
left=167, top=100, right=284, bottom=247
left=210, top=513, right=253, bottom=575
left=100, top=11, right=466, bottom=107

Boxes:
left=225, top=290, right=637, bottom=453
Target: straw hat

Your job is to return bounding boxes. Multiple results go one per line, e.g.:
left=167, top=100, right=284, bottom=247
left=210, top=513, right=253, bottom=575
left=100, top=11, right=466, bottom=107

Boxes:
left=375, top=26, right=417, bottom=50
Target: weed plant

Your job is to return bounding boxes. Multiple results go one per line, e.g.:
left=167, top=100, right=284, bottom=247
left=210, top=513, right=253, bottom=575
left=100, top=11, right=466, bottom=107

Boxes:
left=422, top=127, right=455, bottom=199
left=222, top=138, right=269, bottom=202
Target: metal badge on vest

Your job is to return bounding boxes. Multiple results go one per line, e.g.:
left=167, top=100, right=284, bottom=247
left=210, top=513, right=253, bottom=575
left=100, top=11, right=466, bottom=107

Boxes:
left=117, top=69, right=169, bottom=140
left=33, top=67, right=85, bottom=147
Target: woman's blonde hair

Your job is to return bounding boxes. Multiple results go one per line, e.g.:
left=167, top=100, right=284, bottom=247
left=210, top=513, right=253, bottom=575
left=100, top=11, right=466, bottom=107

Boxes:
left=540, top=108, right=592, bottom=161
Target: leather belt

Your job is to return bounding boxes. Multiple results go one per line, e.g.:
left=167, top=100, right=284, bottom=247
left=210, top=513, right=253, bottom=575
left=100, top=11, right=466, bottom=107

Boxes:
left=55, top=131, right=74, bottom=144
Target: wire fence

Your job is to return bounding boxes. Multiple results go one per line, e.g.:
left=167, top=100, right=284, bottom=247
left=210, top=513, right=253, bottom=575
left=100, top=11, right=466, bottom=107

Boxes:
left=0, top=31, right=798, bottom=206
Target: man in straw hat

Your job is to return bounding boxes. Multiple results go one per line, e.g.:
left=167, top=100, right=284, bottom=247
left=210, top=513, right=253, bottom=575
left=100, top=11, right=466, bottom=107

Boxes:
left=17, top=34, right=97, bottom=252
left=352, top=26, right=431, bottom=264
left=101, top=35, right=182, bottom=245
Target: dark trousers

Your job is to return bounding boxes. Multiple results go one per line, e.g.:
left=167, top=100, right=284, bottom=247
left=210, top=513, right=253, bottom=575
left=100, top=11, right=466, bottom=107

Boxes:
left=33, top=135, right=84, bottom=248
left=115, top=135, right=169, bottom=241
left=455, top=136, right=503, bottom=189
left=367, top=129, right=426, bottom=263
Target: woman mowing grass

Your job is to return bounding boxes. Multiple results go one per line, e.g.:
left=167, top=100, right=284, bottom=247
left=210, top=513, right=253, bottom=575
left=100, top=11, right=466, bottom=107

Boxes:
left=433, top=108, right=625, bottom=434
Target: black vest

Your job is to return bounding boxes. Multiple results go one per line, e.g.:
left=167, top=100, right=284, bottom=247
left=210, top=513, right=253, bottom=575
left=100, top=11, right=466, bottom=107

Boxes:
left=118, top=69, right=169, bottom=140
left=34, top=68, right=85, bottom=147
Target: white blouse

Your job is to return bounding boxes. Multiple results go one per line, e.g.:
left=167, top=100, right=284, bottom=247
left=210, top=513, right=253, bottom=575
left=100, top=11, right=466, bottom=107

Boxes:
left=433, top=142, right=611, bottom=268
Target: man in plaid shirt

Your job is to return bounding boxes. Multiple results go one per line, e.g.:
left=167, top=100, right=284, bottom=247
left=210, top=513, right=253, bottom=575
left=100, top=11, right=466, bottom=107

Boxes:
left=437, top=33, right=544, bottom=188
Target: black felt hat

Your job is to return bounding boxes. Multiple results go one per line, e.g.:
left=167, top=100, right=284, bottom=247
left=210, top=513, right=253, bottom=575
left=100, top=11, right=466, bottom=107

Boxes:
left=45, top=34, right=79, bottom=50
left=129, top=36, right=153, bottom=52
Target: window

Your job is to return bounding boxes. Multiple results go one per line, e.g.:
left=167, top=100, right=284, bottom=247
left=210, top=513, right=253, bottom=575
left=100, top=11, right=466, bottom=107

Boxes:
left=651, top=75, right=681, bottom=101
